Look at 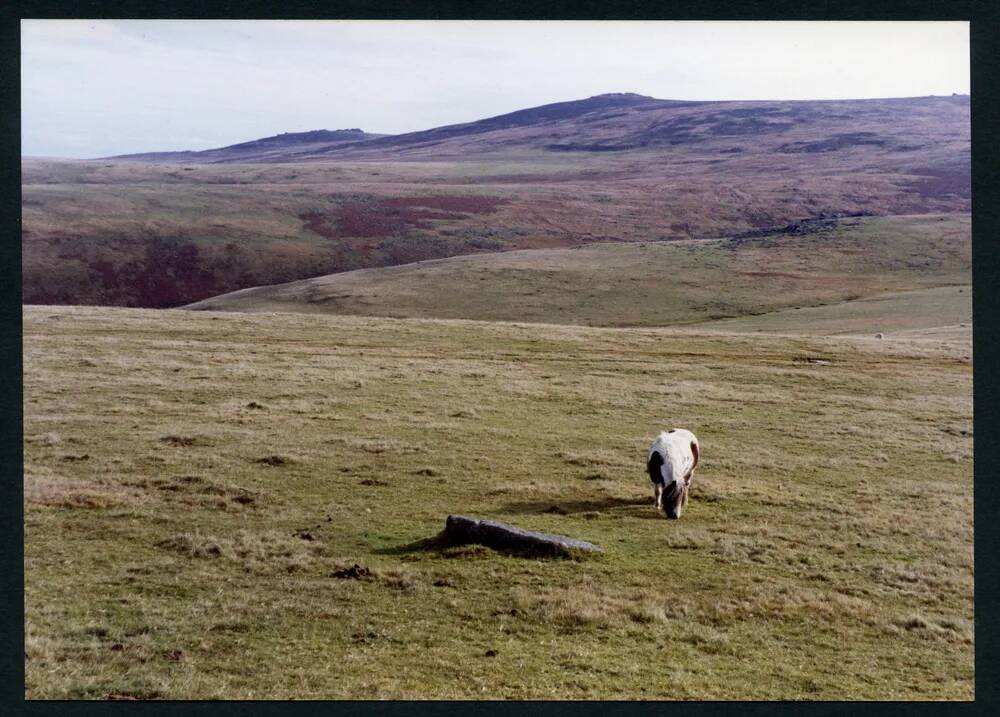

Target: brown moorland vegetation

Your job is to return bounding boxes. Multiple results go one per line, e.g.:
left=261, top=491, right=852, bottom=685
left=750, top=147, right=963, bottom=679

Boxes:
left=22, top=95, right=969, bottom=308
left=186, top=214, right=970, bottom=328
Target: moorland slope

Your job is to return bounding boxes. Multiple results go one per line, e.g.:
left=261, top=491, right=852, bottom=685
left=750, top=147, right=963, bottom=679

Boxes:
left=110, top=129, right=387, bottom=164
left=186, top=214, right=970, bottom=329
left=23, top=94, right=969, bottom=308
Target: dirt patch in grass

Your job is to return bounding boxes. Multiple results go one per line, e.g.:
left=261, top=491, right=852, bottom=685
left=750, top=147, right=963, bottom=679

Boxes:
left=60, top=453, right=90, bottom=462
left=331, top=563, right=373, bottom=579
left=256, top=455, right=292, bottom=466
left=159, top=435, right=206, bottom=447
left=330, top=562, right=419, bottom=590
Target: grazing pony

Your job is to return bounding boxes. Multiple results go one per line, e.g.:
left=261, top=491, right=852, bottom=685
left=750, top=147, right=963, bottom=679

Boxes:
left=647, top=429, right=700, bottom=519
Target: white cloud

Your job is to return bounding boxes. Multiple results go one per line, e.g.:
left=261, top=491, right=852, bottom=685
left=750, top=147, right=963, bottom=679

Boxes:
left=21, top=20, right=970, bottom=158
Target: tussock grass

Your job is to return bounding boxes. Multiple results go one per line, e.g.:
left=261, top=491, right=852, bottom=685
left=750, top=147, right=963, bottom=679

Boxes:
left=154, top=530, right=321, bottom=573
left=23, top=305, right=972, bottom=699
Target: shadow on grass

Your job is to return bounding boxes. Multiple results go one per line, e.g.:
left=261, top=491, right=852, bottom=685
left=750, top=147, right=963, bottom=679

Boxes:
left=500, top=496, right=654, bottom=516
left=374, top=529, right=600, bottom=560
left=374, top=532, right=451, bottom=556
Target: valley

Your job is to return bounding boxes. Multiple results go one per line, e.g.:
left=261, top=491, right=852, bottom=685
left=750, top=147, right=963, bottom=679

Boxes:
left=22, top=94, right=970, bottom=311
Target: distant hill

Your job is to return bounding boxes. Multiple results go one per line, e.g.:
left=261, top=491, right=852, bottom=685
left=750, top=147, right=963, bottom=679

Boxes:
left=23, top=93, right=970, bottom=309
left=107, top=93, right=972, bottom=165
left=305, top=93, right=692, bottom=157
left=109, top=128, right=387, bottom=163
left=302, top=93, right=971, bottom=161
left=185, top=214, right=970, bottom=328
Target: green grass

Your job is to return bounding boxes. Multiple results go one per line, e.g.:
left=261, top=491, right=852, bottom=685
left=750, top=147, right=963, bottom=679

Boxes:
left=694, top=285, right=971, bottom=337
left=189, top=214, right=970, bottom=328
left=24, top=305, right=972, bottom=699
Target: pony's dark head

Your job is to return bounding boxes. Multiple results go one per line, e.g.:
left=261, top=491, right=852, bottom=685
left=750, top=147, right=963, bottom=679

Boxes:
left=660, top=477, right=690, bottom=519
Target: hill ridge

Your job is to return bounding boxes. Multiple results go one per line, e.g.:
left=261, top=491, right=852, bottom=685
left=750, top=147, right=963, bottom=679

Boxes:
left=106, top=93, right=970, bottom=163
left=106, top=128, right=387, bottom=162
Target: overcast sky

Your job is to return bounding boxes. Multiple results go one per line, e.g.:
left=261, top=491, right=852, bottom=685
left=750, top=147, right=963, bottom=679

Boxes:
left=21, top=20, right=970, bottom=159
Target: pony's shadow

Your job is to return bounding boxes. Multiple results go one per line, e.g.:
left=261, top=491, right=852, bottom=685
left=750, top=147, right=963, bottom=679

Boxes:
left=499, top=496, right=661, bottom=519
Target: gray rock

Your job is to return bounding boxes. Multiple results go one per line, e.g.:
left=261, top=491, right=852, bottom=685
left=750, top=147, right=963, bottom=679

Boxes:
left=445, top=515, right=602, bottom=556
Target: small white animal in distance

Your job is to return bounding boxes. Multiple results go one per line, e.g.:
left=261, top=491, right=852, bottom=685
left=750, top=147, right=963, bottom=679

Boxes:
left=647, top=429, right=700, bottom=519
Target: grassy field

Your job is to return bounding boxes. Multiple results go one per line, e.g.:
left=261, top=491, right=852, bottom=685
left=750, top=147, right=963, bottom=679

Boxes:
left=694, top=285, right=971, bottom=337
left=188, top=214, right=970, bottom=328
left=23, top=304, right=972, bottom=700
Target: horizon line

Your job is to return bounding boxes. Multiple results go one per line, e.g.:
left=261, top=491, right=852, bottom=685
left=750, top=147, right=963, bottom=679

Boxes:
left=22, top=91, right=971, bottom=161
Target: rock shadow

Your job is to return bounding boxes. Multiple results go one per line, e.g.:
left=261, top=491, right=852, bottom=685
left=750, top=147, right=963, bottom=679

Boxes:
left=374, top=532, right=451, bottom=556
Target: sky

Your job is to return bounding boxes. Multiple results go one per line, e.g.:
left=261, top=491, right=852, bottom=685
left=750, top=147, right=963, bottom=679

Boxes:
left=21, top=20, right=970, bottom=159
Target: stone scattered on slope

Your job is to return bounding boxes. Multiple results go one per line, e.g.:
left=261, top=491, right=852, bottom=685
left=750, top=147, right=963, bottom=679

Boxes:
left=444, top=515, right=602, bottom=556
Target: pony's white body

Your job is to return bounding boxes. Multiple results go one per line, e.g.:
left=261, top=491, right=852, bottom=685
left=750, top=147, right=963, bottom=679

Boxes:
left=647, top=429, right=700, bottom=519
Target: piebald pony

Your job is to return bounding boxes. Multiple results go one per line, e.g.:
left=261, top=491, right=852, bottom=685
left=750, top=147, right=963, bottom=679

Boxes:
left=647, top=429, right=700, bottom=519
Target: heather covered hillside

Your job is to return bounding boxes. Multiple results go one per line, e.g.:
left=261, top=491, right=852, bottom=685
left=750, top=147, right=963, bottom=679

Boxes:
left=22, top=95, right=969, bottom=309
left=110, top=129, right=386, bottom=164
